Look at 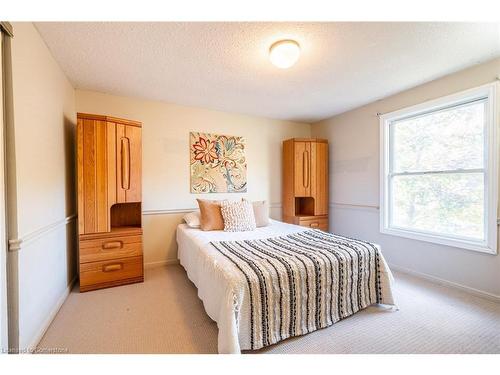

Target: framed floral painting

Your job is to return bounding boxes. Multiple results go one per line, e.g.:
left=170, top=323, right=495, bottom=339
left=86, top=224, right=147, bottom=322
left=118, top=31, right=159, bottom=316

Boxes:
left=190, top=132, right=247, bottom=193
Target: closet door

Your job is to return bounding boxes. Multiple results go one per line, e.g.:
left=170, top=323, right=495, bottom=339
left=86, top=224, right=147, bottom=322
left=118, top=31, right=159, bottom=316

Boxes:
left=116, top=124, right=142, bottom=203
left=294, top=141, right=311, bottom=197
left=311, top=141, right=329, bottom=215
left=0, top=33, right=7, bottom=348
left=77, top=119, right=112, bottom=234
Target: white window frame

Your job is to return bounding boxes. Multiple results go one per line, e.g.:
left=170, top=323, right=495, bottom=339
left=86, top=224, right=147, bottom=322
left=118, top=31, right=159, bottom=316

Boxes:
left=380, top=82, right=498, bottom=254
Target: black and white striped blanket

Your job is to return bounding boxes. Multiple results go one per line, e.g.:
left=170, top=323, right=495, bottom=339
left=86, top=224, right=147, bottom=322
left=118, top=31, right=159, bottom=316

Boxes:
left=211, top=229, right=392, bottom=350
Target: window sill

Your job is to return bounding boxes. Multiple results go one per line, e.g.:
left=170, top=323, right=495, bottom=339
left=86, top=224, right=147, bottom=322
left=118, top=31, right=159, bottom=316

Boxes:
left=380, top=226, right=497, bottom=255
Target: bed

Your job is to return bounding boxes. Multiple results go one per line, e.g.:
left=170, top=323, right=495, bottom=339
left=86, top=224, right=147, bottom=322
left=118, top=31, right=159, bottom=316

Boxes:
left=177, top=219, right=395, bottom=354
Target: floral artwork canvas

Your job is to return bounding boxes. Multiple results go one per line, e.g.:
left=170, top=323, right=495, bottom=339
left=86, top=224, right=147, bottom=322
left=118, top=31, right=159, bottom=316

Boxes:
left=190, top=132, right=247, bottom=193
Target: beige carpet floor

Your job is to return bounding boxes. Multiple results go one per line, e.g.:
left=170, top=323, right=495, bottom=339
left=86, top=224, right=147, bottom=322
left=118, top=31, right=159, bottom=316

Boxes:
left=37, top=265, right=500, bottom=354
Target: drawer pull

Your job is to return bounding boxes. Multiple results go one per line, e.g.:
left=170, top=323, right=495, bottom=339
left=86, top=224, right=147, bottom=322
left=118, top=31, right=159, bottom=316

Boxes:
left=102, top=241, right=123, bottom=250
left=310, top=222, right=319, bottom=227
left=103, top=263, right=123, bottom=272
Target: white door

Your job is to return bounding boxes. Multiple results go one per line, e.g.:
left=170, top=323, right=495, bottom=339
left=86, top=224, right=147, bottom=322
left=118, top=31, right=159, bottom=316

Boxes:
left=0, top=34, right=8, bottom=352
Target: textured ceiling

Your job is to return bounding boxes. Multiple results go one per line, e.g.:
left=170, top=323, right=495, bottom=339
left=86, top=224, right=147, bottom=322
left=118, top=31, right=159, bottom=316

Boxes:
left=35, top=22, right=500, bottom=122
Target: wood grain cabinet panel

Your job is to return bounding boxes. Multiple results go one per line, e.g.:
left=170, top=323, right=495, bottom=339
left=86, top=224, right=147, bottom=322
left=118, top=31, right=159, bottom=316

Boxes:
left=296, top=216, right=329, bottom=232
left=79, top=235, right=143, bottom=263
left=79, top=256, right=144, bottom=293
left=77, top=113, right=143, bottom=292
left=116, top=124, right=142, bottom=203
left=283, top=138, right=329, bottom=231
left=78, top=118, right=110, bottom=234
left=311, top=141, right=329, bottom=216
left=115, top=124, right=126, bottom=204
left=293, top=141, right=311, bottom=197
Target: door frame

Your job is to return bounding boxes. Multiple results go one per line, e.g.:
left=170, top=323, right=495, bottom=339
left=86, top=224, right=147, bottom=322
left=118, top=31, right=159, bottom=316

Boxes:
left=0, top=29, right=8, bottom=352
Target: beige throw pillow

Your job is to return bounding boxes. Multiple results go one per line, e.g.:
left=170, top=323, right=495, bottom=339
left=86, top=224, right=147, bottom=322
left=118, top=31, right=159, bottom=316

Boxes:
left=221, top=200, right=256, bottom=232
left=196, top=199, right=225, bottom=231
left=182, top=210, right=201, bottom=228
left=251, top=200, right=270, bottom=227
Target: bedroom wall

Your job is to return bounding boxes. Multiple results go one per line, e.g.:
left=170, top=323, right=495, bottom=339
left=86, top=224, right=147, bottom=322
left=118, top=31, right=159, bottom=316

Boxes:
left=10, top=22, right=77, bottom=350
left=311, top=57, right=500, bottom=299
left=75, top=90, right=311, bottom=266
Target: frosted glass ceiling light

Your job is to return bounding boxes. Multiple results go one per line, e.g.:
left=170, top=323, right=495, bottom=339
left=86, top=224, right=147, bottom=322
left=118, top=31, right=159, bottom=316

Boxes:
left=269, top=40, right=300, bottom=69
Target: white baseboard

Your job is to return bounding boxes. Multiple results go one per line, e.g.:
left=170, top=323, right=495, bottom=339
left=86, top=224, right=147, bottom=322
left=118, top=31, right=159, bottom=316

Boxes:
left=27, top=276, right=77, bottom=352
left=144, top=259, right=180, bottom=269
left=389, top=263, right=500, bottom=303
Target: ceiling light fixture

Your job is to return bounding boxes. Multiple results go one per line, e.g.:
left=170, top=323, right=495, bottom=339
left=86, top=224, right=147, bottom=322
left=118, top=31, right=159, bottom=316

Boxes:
left=269, top=40, right=300, bottom=69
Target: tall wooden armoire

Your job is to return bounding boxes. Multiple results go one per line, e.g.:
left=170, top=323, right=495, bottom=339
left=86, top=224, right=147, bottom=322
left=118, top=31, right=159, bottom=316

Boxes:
left=282, top=138, right=329, bottom=231
left=77, top=113, right=144, bottom=292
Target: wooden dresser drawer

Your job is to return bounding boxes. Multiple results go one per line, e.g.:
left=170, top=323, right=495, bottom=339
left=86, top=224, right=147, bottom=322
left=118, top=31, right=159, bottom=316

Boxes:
left=80, top=255, right=143, bottom=292
left=297, top=217, right=329, bottom=231
left=79, top=235, right=142, bottom=263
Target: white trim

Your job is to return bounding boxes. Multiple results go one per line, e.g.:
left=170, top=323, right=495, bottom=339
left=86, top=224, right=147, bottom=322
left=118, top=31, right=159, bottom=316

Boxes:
left=7, top=238, right=21, bottom=252
left=381, top=227, right=495, bottom=254
left=144, top=259, right=180, bottom=268
left=25, top=276, right=77, bottom=353
left=379, top=83, right=497, bottom=122
left=380, top=82, right=498, bottom=255
left=8, top=214, right=77, bottom=251
left=142, top=208, right=197, bottom=216
left=21, top=214, right=76, bottom=245
left=330, top=202, right=379, bottom=211
left=0, top=33, right=7, bottom=350
left=389, top=263, right=500, bottom=303
left=142, top=202, right=282, bottom=216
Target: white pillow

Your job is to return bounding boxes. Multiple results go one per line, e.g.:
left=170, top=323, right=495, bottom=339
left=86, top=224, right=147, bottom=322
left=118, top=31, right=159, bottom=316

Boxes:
left=221, top=200, right=256, bottom=232
left=250, top=200, right=270, bottom=227
left=183, top=210, right=201, bottom=228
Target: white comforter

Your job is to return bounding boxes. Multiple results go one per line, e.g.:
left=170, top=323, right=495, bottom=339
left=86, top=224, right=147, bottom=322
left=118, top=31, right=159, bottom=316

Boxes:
left=176, top=219, right=395, bottom=353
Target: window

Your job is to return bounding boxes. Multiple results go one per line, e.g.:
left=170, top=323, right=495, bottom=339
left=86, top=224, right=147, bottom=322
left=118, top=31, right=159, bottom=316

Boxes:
left=380, top=83, right=498, bottom=254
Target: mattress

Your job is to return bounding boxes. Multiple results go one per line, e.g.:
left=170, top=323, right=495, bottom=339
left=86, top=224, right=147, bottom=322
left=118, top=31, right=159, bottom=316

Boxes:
left=176, top=219, right=395, bottom=353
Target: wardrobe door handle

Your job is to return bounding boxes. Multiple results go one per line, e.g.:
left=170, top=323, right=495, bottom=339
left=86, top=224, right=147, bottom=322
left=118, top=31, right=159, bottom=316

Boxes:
left=103, top=263, right=123, bottom=272
left=304, top=150, right=310, bottom=188
left=121, top=138, right=130, bottom=190
left=302, top=151, right=306, bottom=188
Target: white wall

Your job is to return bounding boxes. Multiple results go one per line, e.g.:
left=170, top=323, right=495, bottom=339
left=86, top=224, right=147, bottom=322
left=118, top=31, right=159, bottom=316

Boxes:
left=11, top=22, right=77, bottom=350
left=76, top=90, right=311, bottom=265
left=312, top=58, right=500, bottom=299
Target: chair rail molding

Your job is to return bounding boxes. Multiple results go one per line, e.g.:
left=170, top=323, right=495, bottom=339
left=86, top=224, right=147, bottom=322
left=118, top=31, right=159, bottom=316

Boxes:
left=8, top=214, right=77, bottom=252
left=142, top=202, right=282, bottom=216
left=142, top=208, right=197, bottom=216
left=329, top=202, right=379, bottom=211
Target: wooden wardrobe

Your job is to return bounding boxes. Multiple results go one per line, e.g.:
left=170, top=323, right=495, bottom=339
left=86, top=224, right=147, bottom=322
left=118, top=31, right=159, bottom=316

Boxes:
left=77, top=113, right=144, bottom=292
left=282, top=138, right=329, bottom=231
